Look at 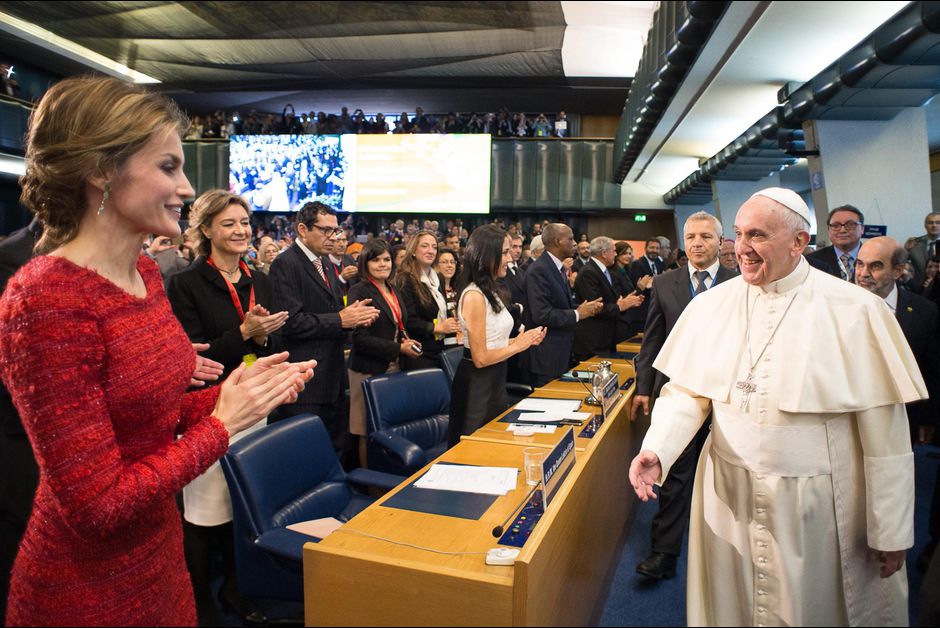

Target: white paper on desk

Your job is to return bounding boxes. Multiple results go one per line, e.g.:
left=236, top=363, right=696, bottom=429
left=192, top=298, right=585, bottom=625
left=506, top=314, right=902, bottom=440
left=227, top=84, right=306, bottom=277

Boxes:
left=286, top=517, right=343, bottom=539
left=562, top=411, right=592, bottom=421
left=507, top=424, right=557, bottom=434
left=414, top=464, right=518, bottom=496
left=516, top=411, right=563, bottom=423
left=514, top=398, right=582, bottom=413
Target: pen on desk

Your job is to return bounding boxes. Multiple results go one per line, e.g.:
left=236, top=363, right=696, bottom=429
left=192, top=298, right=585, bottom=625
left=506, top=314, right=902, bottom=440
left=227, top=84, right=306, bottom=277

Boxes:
left=492, top=485, right=539, bottom=538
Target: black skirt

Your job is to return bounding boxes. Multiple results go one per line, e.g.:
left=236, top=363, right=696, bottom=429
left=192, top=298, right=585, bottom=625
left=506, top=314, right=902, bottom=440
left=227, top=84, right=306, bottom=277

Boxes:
left=447, top=353, right=509, bottom=447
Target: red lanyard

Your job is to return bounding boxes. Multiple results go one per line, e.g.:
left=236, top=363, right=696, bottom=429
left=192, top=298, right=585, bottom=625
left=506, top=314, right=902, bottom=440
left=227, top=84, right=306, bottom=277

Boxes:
left=206, top=257, right=255, bottom=322
left=367, top=277, right=405, bottom=335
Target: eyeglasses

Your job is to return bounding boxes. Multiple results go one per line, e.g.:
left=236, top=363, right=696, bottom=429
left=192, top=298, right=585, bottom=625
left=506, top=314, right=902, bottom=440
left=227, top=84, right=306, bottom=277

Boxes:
left=828, top=221, right=861, bottom=231
left=308, top=224, right=344, bottom=238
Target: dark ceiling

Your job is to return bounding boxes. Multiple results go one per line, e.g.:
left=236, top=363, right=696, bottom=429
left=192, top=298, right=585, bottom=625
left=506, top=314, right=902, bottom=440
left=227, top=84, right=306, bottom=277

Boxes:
left=0, top=1, right=631, bottom=114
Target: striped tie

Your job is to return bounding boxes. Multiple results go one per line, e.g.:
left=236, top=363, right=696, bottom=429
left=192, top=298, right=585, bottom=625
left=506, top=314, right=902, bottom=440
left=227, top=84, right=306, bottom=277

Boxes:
left=313, top=256, right=328, bottom=283
left=693, top=270, right=709, bottom=295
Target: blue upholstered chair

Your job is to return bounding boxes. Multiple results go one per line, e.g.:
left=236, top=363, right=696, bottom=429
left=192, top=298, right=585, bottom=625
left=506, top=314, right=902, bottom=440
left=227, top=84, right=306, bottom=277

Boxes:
left=220, top=414, right=402, bottom=604
left=362, top=368, right=450, bottom=476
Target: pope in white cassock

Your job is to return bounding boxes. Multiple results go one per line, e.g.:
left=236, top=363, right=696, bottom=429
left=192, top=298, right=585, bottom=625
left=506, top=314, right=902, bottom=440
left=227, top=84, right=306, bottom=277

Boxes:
left=629, top=188, right=926, bottom=627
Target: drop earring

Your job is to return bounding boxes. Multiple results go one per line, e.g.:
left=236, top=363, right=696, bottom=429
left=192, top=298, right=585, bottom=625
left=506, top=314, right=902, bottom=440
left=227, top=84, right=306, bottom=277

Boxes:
left=97, top=183, right=110, bottom=216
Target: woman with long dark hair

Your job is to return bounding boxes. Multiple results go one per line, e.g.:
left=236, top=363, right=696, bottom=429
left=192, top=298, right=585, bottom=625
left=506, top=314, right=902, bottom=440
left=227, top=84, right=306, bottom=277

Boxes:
left=448, top=225, right=546, bottom=446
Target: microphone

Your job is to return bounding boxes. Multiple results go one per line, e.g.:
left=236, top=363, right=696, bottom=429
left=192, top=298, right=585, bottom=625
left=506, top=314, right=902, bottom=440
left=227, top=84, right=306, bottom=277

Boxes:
left=492, top=485, right=539, bottom=538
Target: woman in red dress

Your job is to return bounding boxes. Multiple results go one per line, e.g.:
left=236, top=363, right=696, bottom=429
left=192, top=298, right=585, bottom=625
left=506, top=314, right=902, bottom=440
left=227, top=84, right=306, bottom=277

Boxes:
left=0, top=76, right=314, bottom=627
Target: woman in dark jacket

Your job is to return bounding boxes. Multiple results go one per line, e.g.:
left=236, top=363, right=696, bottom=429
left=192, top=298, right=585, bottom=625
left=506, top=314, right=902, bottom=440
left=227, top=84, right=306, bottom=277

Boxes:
left=347, top=239, right=422, bottom=467
left=393, top=230, right=460, bottom=370
left=165, top=190, right=287, bottom=625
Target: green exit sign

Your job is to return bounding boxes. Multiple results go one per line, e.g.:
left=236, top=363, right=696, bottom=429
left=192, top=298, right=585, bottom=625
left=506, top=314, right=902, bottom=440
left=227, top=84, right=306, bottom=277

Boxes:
left=634, top=214, right=647, bottom=222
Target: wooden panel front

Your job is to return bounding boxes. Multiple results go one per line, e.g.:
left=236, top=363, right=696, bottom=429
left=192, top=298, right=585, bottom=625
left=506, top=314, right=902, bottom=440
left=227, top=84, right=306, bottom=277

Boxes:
left=512, top=396, right=633, bottom=626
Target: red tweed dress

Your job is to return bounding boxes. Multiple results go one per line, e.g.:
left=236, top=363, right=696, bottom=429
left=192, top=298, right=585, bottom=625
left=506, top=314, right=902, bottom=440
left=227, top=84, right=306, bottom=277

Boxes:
left=0, top=255, right=229, bottom=626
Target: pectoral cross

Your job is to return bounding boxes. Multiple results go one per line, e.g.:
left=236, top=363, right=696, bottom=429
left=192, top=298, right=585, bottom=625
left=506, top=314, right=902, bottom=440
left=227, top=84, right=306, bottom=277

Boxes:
left=736, top=375, right=757, bottom=411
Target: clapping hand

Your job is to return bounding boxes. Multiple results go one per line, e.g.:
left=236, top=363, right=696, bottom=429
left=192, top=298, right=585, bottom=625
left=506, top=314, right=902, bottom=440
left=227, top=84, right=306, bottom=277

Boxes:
left=340, top=265, right=358, bottom=281
left=617, top=290, right=645, bottom=312
left=339, top=299, right=380, bottom=329
left=213, top=353, right=316, bottom=437
left=190, top=343, right=224, bottom=387
left=240, top=305, right=289, bottom=345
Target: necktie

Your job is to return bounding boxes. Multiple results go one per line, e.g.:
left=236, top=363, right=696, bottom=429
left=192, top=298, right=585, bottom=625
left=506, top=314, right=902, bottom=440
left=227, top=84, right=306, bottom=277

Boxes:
left=313, top=256, right=328, bottom=284
left=693, top=270, right=709, bottom=295
left=603, top=268, right=612, bottom=285
left=509, top=264, right=516, bottom=277
left=840, top=253, right=853, bottom=282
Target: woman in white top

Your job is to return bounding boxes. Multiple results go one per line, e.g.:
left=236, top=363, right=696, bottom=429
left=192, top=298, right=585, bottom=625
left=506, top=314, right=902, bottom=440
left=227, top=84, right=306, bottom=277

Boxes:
left=448, top=225, right=546, bottom=446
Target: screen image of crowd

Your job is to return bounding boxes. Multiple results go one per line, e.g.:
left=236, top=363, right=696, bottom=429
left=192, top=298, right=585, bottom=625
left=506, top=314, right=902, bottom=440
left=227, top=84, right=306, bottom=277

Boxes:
left=229, top=135, right=346, bottom=213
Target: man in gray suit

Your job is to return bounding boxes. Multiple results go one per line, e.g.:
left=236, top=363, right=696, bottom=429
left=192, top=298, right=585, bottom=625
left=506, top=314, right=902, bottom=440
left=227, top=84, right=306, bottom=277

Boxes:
left=908, top=212, right=940, bottom=288
left=630, top=211, right=737, bottom=580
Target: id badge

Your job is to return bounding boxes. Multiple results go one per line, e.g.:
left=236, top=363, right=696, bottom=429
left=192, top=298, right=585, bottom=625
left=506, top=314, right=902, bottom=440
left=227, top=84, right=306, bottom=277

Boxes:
left=243, top=353, right=258, bottom=367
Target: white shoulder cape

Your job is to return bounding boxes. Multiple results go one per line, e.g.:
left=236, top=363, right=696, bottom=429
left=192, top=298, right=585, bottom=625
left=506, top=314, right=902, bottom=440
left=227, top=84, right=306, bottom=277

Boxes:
left=652, top=261, right=927, bottom=413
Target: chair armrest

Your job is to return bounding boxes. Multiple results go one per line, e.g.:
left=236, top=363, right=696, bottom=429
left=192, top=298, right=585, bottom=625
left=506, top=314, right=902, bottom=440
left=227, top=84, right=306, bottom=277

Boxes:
left=368, top=430, right=426, bottom=470
left=505, top=382, right=534, bottom=396
left=347, top=468, right=406, bottom=491
left=255, top=527, right=316, bottom=563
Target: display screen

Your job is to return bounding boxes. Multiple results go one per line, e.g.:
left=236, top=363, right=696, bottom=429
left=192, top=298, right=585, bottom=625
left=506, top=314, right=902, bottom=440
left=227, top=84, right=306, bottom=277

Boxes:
left=341, top=134, right=491, bottom=214
left=228, top=134, right=491, bottom=214
left=229, top=135, right=346, bottom=212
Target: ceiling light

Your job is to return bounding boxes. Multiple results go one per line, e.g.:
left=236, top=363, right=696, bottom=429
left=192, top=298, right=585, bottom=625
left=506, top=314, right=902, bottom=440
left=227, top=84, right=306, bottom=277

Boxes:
left=0, top=10, right=160, bottom=84
left=0, top=154, right=26, bottom=177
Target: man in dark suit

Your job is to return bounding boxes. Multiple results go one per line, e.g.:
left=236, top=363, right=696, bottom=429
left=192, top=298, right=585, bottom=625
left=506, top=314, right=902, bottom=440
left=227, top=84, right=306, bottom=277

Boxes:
left=630, top=212, right=736, bottom=580
left=502, top=233, right=528, bottom=384
left=629, top=238, right=664, bottom=328
left=0, top=218, right=41, bottom=625
left=856, top=236, right=939, bottom=443
left=573, top=237, right=644, bottom=361
left=807, top=204, right=864, bottom=280
left=268, top=202, right=379, bottom=454
left=524, top=223, right=602, bottom=387
left=908, top=212, right=940, bottom=288
left=326, top=231, right=359, bottom=300
left=571, top=239, right=592, bottom=274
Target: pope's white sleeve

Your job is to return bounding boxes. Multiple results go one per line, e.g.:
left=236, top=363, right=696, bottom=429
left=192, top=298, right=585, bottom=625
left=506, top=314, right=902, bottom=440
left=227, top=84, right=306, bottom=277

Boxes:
left=640, top=382, right=711, bottom=484
left=856, top=403, right=915, bottom=551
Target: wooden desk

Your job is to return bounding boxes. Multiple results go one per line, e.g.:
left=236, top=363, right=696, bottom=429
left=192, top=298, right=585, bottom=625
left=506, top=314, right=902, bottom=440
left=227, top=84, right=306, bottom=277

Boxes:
left=304, top=379, right=635, bottom=626
left=616, top=340, right=642, bottom=354
left=464, top=383, right=631, bottom=453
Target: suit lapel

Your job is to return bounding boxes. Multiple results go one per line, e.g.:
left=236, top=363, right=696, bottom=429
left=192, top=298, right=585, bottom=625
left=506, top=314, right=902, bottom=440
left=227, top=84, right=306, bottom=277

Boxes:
left=292, top=245, right=336, bottom=301
left=672, top=269, right=692, bottom=308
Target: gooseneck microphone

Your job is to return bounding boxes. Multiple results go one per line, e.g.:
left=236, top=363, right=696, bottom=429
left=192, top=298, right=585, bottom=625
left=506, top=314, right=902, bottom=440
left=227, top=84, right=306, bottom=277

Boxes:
left=492, top=486, right=539, bottom=538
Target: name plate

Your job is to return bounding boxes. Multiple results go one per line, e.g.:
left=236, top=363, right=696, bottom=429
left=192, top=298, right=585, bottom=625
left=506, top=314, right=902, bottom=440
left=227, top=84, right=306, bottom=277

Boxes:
left=602, top=372, right=621, bottom=418
left=542, top=428, right=576, bottom=507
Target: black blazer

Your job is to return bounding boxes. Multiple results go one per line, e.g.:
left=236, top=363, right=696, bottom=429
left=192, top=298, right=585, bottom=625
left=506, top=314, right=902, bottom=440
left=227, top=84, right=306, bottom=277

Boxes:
left=268, top=244, right=346, bottom=407
left=895, top=288, right=940, bottom=425
left=524, top=253, right=577, bottom=382
left=347, top=281, right=407, bottom=375
left=395, top=274, right=446, bottom=370
left=806, top=246, right=844, bottom=278
left=635, top=264, right=737, bottom=398
left=612, top=265, right=639, bottom=342
left=573, top=259, right=620, bottom=360
left=500, top=263, right=528, bottom=335
left=166, top=257, right=280, bottom=379
left=327, top=253, right=359, bottom=295
left=629, top=256, right=665, bottom=325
